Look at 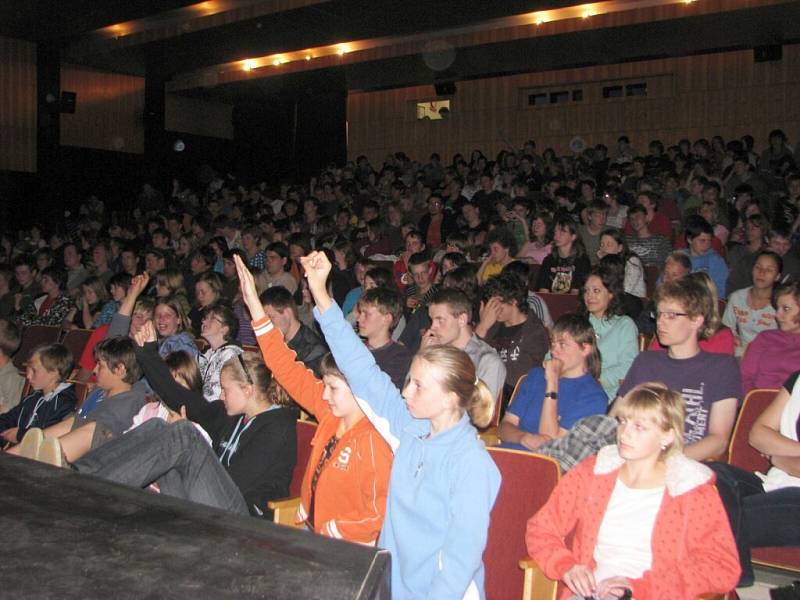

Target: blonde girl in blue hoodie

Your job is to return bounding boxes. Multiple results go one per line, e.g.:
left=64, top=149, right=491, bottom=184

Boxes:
left=301, top=251, right=501, bottom=600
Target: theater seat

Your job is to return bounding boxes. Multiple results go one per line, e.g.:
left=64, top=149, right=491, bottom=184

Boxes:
left=269, top=420, right=317, bottom=528
left=484, top=449, right=559, bottom=600
left=726, top=388, right=777, bottom=471
left=537, top=293, right=580, bottom=322
left=13, top=325, right=61, bottom=370
left=60, top=329, right=93, bottom=368
left=726, top=388, right=800, bottom=574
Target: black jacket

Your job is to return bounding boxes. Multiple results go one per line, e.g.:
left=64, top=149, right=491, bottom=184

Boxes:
left=287, top=323, right=328, bottom=378
left=0, top=383, right=77, bottom=442
left=134, top=342, right=297, bottom=517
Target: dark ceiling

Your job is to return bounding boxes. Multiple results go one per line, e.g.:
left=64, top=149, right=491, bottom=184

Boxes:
left=0, top=0, right=201, bottom=41
left=4, top=0, right=800, bottom=101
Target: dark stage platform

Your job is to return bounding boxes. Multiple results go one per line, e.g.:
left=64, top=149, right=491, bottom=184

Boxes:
left=0, top=454, right=390, bottom=599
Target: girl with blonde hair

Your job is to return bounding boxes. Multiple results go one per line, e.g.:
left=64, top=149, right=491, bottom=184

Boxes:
left=527, top=382, right=740, bottom=599
left=300, top=250, right=500, bottom=599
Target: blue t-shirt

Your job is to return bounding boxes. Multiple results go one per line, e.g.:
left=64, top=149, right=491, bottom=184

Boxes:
left=501, top=367, right=608, bottom=451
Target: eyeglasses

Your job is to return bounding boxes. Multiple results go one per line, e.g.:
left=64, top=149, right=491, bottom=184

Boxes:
left=652, top=311, right=690, bottom=321
left=237, top=354, right=253, bottom=384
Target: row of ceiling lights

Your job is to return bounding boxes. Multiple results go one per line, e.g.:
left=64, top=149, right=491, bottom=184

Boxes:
left=238, top=0, right=697, bottom=72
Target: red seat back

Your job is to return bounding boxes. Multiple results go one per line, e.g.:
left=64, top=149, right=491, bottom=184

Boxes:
left=290, top=420, right=317, bottom=497
left=484, top=449, right=560, bottom=600
left=538, top=293, right=580, bottom=322
left=727, top=388, right=777, bottom=472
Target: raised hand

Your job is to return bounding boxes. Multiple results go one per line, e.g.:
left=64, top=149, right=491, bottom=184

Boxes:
left=129, top=272, right=150, bottom=298
left=233, top=254, right=266, bottom=322
left=133, top=320, right=158, bottom=347
left=299, top=251, right=333, bottom=312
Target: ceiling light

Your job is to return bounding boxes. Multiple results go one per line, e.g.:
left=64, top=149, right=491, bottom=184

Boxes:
left=242, top=59, right=256, bottom=71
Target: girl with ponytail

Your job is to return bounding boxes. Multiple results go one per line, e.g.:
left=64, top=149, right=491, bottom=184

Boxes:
left=300, top=250, right=501, bottom=600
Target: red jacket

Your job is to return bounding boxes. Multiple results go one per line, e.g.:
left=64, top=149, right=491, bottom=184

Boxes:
left=526, top=445, right=740, bottom=599
left=253, top=317, right=392, bottom=544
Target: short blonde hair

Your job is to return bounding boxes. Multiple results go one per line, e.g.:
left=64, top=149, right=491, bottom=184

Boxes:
left=612, top=382, right=684, bottom=457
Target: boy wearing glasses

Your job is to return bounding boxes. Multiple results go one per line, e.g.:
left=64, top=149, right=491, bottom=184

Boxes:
left=616, top=277, right=740, bottom=462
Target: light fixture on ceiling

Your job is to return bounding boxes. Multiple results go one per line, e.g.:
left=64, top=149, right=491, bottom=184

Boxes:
left=242, top=59, right=256, bottom=71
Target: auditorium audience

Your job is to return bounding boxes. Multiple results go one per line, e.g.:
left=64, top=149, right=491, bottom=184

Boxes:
left=2, top=126, right=800, bottom=592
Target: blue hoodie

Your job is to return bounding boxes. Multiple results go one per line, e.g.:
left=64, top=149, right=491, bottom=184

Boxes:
left=316, top=303, right=501, bottom=600
left=689, top=249, right=729, bottom=299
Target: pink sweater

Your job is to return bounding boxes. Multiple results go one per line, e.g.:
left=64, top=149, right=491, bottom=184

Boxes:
left=526, top=446, right=740, bottom=600
left=741, top=329, right=800, bottom=393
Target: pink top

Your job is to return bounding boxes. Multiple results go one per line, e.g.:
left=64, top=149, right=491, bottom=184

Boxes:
left=517, top=242, right=552, bottom=265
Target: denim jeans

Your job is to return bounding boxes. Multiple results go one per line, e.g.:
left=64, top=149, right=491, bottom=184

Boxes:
left=74, top=418, right=248, bottom=516
left=710, top=462, right=800, bottom=586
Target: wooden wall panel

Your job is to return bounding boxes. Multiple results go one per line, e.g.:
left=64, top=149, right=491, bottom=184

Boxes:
left=0, top=36, right=37, bottom=172
left=60, top=64, right=144, bottom=153
left=347, top=44, right=800, bottom=164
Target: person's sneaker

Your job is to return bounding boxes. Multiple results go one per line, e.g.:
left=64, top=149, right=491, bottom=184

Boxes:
left=16, top=428, right=44, bottom=460
left=37, top=438, right=64, bottom=467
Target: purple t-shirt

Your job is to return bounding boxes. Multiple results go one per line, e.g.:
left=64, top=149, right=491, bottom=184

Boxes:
left=618, top=351, right=741, bottom=444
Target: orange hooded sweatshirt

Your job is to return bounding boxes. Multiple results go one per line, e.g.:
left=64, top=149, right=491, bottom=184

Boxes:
left=253, top=317, right=392, bottom=544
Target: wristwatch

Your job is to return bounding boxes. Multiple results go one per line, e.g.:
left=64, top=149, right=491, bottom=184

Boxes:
left=544, top=391, right=558, bottom=400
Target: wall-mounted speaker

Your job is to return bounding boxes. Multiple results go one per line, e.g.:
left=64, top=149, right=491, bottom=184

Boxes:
left=60, top=91, right=77, bottom=113
left=434, top=81, right=456, bottom=96
left=754, top=45, right=782, bottom=63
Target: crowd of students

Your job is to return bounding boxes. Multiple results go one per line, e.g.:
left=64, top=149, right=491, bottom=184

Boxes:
left=0, top=128, right=800, bottom=597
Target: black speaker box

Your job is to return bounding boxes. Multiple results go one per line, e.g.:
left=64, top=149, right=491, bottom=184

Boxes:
left=754, top=45, right=782, bottom=63
left=434, top=81, right=456, bottom=96
left=0, top=455, right=391, bottom=599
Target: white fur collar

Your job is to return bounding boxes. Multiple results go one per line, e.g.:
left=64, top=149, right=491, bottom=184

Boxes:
left=593, top=445, right=713, bottom=497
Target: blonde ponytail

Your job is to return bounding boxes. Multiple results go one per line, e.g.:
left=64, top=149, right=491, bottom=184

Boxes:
left=468, top=379, right=495, bottom=429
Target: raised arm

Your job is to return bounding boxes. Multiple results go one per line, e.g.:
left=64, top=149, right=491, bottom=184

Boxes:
left=302, top=251, right=412, bottom=448
left=233, top=255, right=330, bottom=419
left=133, top=321, right=225, bottom=437
left=108, top=273, right=150, bottom=338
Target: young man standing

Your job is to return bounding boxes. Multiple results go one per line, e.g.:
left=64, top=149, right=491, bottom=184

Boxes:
left=617, top=277, right=740, bottom=461
left=422, top=288, right=506, bottom=402
left=579, top=201, right=608, bottom=265
left=356, top=288, right=412, bottom=389
left=475, top=272, right=548, bottom=396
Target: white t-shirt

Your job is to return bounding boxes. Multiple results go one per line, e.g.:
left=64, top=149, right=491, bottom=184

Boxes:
left=593, top=478, right=664, bottom=584
left=762, top=374, right=800, bottom=492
